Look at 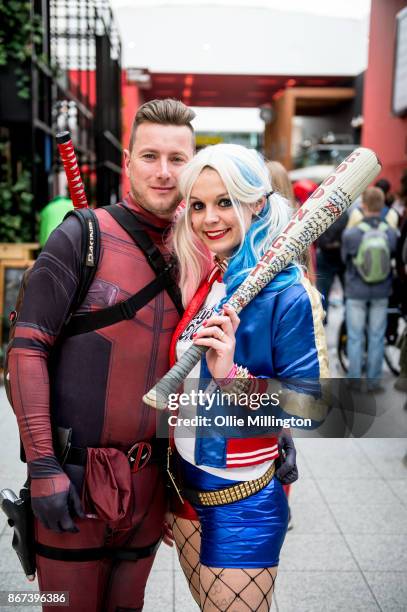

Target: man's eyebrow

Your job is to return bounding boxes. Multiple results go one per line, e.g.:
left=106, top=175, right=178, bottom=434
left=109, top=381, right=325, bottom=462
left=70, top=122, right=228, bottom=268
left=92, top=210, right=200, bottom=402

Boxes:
left=190, top=192, right=229, bottom=200
left=138, top=147, right=189, bottom=155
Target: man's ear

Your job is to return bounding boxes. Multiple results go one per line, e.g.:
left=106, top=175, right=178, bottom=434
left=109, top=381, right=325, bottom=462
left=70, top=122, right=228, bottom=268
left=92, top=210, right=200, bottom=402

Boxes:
left=123, top=149, right=131, bottom=177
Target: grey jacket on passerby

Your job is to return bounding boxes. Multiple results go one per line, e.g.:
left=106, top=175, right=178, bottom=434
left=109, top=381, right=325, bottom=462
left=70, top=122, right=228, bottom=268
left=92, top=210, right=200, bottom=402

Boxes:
left=341, top=216, right=398, bottom=300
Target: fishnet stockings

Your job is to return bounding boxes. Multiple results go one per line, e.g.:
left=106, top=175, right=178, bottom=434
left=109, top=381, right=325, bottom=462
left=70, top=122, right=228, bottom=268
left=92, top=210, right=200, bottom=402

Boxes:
left=171, top=515, right=277, bottom=611
left=200, top=567, right=276, bottom=611
left=171, top=514, right=202, bottom=605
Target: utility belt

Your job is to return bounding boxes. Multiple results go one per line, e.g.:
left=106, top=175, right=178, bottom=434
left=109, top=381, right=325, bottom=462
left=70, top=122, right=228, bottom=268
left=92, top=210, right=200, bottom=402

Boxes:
left=64, top=440, right=166, bottom=473
left=54, top=427, right=167, bottom=473
left=19, top=427, right=166, bottom=474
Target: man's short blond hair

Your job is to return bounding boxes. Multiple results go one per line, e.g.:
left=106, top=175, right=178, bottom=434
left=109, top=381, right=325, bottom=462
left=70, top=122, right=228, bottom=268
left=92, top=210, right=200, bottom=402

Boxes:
left=129, top=98, right=196, bottom=150
left=362, top=186, right=385, bottom=213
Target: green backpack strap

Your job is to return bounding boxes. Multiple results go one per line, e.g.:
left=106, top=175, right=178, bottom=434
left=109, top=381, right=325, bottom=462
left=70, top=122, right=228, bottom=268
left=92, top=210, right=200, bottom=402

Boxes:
left=357, top=221, right=370, bottom=233
left=377, top=221, right=389, bottom=233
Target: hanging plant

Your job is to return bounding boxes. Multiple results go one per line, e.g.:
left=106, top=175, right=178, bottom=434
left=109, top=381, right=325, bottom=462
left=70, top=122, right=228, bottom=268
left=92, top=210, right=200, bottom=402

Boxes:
left=0, top=0, right=43, bottom=98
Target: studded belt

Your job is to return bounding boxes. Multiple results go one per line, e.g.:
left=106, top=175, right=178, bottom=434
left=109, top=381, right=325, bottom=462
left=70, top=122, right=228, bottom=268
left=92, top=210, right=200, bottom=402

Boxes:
left=182, top=462, right=275, bottom=507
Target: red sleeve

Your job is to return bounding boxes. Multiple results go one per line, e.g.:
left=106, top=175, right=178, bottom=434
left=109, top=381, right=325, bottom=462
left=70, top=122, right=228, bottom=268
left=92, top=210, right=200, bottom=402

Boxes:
left=8, top=218, right=82, bottom=463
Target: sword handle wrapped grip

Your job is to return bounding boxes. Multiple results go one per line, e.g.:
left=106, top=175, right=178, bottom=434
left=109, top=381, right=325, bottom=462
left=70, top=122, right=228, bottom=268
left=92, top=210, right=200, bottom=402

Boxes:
left=56, top=131, right=89, bottom=209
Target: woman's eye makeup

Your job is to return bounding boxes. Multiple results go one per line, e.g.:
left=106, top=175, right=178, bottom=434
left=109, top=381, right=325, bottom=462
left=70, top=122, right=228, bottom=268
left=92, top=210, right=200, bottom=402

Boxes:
left=190, top=197, right=231, bottom=211
left=218, top=198, right=232, bottom=207
left=191, top=201, right=204, bottom=210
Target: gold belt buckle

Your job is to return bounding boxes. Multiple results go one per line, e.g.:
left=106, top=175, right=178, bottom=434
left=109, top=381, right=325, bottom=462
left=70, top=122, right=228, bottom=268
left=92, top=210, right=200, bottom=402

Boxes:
left=167, top=447, right=184, bottom=504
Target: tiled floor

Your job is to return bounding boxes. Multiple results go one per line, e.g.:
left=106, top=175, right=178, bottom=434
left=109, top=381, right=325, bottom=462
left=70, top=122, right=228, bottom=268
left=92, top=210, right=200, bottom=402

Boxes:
left=1, top=301, right=406, bottom=610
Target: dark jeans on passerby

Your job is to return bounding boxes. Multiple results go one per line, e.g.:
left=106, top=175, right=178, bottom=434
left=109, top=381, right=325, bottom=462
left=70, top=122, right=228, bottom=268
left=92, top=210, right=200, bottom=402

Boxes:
left=316, top=250, right=345, bottom=321
left=345, top=298, right=388, bottom=381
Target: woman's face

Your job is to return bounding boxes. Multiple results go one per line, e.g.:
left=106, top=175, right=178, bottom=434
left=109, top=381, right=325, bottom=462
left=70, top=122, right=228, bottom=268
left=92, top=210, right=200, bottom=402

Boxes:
left=189, top=168, right=254, bottom=258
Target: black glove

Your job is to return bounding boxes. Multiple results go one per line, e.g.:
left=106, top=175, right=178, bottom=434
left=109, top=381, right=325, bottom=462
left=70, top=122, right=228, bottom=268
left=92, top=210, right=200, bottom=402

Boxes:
left=275, top=432, right=299, bottom=484
left=29, top=457, right=84, bottom=533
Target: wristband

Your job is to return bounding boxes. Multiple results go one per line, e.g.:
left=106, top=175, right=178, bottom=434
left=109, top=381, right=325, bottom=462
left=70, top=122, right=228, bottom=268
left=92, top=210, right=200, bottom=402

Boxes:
left=218, top=364, right=253, bottom=396
left=218, top=363, right=238, bottom=387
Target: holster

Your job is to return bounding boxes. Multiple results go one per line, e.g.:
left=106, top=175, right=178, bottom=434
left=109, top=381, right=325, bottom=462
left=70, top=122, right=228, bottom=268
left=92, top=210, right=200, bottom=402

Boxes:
left=0, top=485, right=36, bottom=578
left=53, top=426, right=73, bottom=465
left=19, top=426, right=73, bottom=466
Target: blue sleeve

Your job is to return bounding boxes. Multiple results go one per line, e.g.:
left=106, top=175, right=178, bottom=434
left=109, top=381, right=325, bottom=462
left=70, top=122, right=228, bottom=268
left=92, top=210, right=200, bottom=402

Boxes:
left=271, top=284, right=329, bottom=428
left=273, top=286, right=326, bottom=380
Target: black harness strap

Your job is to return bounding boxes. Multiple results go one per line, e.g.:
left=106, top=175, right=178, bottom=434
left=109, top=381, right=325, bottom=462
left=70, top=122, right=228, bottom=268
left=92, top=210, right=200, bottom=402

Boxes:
left=64, top=265, right=175, bottom=336
left=63, top=204, right=183, bottom=337
left=103, top=204, right=183, bottom=314
left=64, top=208, right=101, bottom=312
left=35, top=538, right=161, bottom=562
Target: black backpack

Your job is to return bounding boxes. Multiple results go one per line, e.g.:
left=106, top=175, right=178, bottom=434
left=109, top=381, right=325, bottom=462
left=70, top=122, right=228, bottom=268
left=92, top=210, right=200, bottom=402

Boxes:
left=4, top=204, right=183, bottom=406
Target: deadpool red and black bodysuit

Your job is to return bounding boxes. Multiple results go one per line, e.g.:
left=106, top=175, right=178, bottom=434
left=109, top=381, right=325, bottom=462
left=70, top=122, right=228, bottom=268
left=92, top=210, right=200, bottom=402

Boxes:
left=8, top=195, right=180, bottom=612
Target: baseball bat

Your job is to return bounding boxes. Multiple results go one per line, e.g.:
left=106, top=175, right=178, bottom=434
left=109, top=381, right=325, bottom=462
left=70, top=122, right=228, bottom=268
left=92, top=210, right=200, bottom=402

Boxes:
left=56, top=131, right=89, bottom=209
left=143, top=147, right=381, bottom=410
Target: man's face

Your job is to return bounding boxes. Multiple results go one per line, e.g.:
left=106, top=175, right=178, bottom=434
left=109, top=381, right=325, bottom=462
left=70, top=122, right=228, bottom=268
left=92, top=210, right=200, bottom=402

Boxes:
left=124, top=122, right=194, bottom=219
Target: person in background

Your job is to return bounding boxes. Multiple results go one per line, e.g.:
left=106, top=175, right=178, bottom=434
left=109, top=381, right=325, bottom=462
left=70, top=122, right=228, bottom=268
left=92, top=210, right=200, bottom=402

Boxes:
left=341, top=187, right=398, bottom=392
left=266, top=160, right=299, bottom=529
left=293, top=179, right=318, bottom=278
left=347, top=178, right=399, bottom=230
left=316, top=212, right=348, bottom=323
left=392, top=169, right=407, bottom=223
left=394, top=171, right=407, bottom=392
left=39, top=194, right=74, bottom=247
left=292, top=179, right=318, bottom=207
left=266, top=160, right=295, bottom=205
left=375, top=178, right=394, bottom=207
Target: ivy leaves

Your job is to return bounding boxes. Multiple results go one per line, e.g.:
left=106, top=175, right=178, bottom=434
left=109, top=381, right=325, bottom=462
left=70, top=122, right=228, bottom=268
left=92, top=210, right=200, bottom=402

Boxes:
left=0, top=1, right=43, bottom=98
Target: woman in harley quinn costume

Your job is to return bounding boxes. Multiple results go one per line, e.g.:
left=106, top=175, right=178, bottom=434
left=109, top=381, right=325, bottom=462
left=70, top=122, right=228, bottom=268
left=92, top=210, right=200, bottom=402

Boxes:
left=167, top=144, right=328, bottom=611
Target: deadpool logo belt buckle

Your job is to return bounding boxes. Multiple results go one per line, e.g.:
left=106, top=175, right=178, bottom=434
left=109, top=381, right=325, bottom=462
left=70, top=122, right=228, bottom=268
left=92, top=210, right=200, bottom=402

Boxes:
left=127, top=441, right=152, bottom=472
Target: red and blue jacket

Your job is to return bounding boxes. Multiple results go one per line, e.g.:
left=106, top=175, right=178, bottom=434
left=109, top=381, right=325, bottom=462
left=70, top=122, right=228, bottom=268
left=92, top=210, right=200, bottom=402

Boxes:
left=170, top=269, right=329, bottom=470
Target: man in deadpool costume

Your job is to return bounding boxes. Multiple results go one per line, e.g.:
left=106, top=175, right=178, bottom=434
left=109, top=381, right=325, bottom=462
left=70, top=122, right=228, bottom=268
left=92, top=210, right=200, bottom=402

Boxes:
left=7, top=99, right=195, bottom=611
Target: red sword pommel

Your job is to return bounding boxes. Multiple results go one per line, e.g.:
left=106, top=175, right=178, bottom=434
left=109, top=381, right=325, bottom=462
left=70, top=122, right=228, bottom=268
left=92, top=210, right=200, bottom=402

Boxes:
left=56, top=131, right=89, bottom=209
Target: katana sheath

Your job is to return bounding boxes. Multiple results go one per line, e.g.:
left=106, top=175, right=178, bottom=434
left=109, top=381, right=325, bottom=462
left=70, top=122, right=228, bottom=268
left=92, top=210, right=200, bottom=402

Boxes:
left=143, top=147, right=382, bottom=410
left=56, top=131, right=89, bottom=209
